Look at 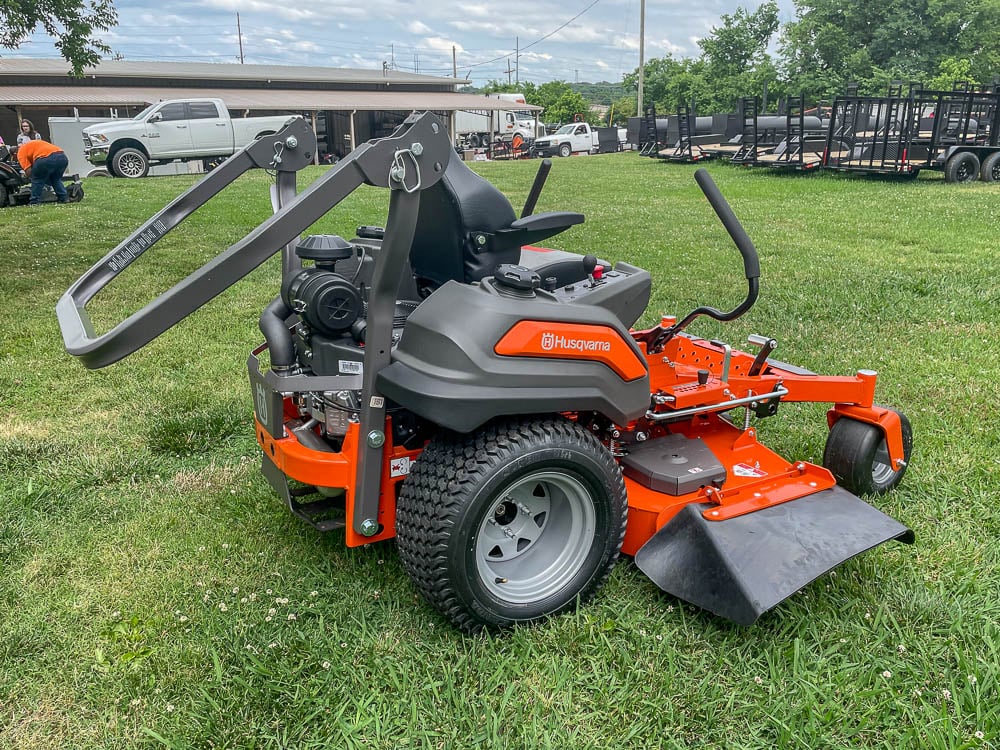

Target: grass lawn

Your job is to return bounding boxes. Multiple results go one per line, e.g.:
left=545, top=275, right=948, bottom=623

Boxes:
left=1, top=151, right=998, bottom=749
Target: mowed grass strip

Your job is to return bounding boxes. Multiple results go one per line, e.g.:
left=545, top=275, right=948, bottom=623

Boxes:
left=0, top=153, right=998, bottom=749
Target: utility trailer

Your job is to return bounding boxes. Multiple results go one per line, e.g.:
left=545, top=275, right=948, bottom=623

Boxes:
left=654, top=101, right=727, bottom=163
left=823, top=83, right=1000, bottom=182
left=749, top=95, right=830, bottom=172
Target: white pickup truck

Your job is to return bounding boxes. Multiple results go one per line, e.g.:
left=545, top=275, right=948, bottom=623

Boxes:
left=83, top=98, right=296, bottom=178
left=530, top=123, right=600, bottom=158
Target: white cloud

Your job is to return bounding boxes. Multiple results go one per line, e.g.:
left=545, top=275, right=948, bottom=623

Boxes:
left=424, top=37, right=464, bottom=53
left=202, top=0, right=317, bottom=21
left=595, top=60, right=609, bottom=69
left=407, top=21, right=432, bottom=34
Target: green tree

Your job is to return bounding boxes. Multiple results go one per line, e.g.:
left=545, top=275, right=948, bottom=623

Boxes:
left=698, top=0, right=781, bottom=110
left=1, top=0, right=117, bottom=75
left=779, top=0, right=1000, bottom=99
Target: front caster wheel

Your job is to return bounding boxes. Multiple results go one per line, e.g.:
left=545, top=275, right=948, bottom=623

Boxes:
left=396, top=417, right=627, bottom=633
left=823, top=408, right=912, bottom=495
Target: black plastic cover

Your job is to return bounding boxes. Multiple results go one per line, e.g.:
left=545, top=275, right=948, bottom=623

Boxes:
left=376, top=279, right=650, bottom=432
left=621, top=434, right=726, bottom=496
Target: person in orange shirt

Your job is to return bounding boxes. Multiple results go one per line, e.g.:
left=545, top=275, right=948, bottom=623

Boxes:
left=11, top=139, right=69, bottom=204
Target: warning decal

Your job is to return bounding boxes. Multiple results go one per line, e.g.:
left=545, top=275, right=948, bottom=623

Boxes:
left=732, top=463, right=767, bottom=478
left=390, top=457, right=411, bottom=477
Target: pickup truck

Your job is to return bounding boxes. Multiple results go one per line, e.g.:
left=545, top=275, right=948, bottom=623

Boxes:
left=83, top=98, right=297, bottom=178
left=530, top=123, right=600, bottom=158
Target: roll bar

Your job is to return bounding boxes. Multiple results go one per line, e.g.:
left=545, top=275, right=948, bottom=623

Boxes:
left=56, top=112, right=453, bottom=369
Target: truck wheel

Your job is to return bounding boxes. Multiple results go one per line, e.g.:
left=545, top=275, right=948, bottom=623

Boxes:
left=396, top=416, right=627, bottom=633
left=980, top=152, right=1000, bottom=182
left=0, top=184, right=7, bottom=207
left=944, top=151, right=980, bottom=183
left=823, top=408, right=912, bottom=496
left=112, top=148, right=149, bottom=179
left=558, top=143, right=572, bottom=158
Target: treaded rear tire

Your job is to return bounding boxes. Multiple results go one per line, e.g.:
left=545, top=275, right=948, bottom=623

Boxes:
left=823, top=408, right=912, bottom=496
left=396, top=416, right=627, bottom=633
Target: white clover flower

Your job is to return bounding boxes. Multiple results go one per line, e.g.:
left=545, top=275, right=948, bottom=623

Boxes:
left=310, top=591, right=318, bottom=597
left=166, top=704, right=175, bottom=713
left=179, top=615, right=189, bottom=623
left=975, top=731, right=984, bottom=740
left=218, top=603, right=228, bottom=612
left=882, top=670, right=892, bottom=678
left=754, top=676, right=763, bottom=685
left=287, top=613, right=297, bottom=621
left=942, top=689, right=952, bottom=700
left=968, top=675, right=977, bottom=685
left=322, top=661, right=331, bottom=669
left=897, top=644, right=906, bottom=653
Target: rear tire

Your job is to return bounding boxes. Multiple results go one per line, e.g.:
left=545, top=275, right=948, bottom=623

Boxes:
left=944, top=151, right=980, bottom=183
left=0, top=183, right=7, bottom=207
left=823, top=408, right=912, bottom=496
left=980, top=152, right=1000, bottom=182
left=396, top=416, right=627, bottom=633
left=66, top=183, right=84, bottom=203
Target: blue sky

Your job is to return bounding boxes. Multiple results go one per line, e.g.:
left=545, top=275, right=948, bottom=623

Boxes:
left=9, top=0, right=797, bottom=85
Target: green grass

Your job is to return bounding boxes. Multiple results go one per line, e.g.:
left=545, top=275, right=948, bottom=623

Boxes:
left=1, top=154, right=998, bottom=749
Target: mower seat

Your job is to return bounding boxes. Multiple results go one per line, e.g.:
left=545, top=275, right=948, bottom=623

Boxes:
left=408, top=150, right=584, bottom=294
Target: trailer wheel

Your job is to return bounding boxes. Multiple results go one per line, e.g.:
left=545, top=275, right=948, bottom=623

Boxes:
left=823, top=408, right=912, bottom=496
left=396, top=416, right=627, bottom=633
left=944, top=152, right=980, bottom=184
left=112, top=148, right=149, bottom=179
left=558, top=143, right=572, bottom=158
left=980, top=152, right=1000, bottom=182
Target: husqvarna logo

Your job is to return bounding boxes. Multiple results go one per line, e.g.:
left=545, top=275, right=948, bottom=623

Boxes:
left=540, top=331, right=612, bottom=353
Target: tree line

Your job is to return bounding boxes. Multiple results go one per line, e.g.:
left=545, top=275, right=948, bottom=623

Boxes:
left=613, top=0, right=999, bottom=122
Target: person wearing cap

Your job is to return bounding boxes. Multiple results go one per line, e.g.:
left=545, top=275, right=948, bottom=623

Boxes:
left=12, top=139, right=69, bottom=204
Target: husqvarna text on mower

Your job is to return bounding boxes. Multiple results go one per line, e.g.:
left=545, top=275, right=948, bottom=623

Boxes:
left=58, top=113, right=913, bottom=632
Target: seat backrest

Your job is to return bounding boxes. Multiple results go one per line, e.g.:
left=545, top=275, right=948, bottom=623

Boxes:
left=408, top=150, right=519, bottom=291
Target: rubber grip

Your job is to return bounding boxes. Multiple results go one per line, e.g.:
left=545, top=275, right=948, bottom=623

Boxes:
left=694, top=168, right=760, bottom=280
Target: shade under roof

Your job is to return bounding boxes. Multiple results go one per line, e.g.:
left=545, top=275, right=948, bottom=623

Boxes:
left=0, top=86, right=542, bottom=112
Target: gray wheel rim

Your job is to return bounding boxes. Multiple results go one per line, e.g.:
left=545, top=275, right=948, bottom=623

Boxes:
left=118, top=153, right=144, bottom=177
left=475, top=470, right=596, bottom=604
left=871, top=437, right=897, bottom=486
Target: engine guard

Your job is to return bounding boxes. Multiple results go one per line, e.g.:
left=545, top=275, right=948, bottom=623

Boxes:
left=633, top=486, right=914, bottom=625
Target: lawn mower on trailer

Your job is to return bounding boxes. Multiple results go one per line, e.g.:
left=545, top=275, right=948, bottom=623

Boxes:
left=57, top=112, right=913, bottom=633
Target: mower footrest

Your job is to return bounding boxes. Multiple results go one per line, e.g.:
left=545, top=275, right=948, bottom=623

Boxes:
left=634, top=485, right=913, bottom=625
left=262, top=453, right=346, bottom=532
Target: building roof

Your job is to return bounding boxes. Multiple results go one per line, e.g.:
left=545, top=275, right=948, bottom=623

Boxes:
left=0, top=58, right=464, bottom=86
left=0, top=85, right=542, bottom=113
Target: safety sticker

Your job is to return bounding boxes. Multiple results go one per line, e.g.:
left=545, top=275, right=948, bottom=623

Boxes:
left=390, top=457, right=411, bottom=477
left=339, top=360, right=362, bottom=375
left=370, top=396, right=384, bottom=408
left=732, top=463, right=767, bottom=478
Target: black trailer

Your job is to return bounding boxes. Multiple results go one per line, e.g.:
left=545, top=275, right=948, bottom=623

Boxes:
left=823, top=83, right=1000, bottom=182
left=750, top=95, right=829, bottom=171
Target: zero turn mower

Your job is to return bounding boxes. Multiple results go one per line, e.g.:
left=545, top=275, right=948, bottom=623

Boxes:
left=58, top=112, right=913, bottom=632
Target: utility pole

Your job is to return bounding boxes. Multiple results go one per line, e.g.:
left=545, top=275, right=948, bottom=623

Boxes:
left=453, top=46, right=457, bottom=79
left=515, top=37, right=519, bottom=85
left=504, top=57, right=513, bottom=85
left=414, top=53, right=418, bottom=73
left=236, top=12, right=245, bottom=64
left=637, top=0, right=645, bottom=116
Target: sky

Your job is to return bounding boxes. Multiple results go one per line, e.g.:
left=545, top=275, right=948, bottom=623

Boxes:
left=9, top=0, right=796, bottom=86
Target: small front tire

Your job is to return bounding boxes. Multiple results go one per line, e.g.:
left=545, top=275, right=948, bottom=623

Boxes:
left=823, top=408, right=912, bottom=496
left=396, top=417, right=627, bottom=632
left=558, top=143, right=572, bottom=158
